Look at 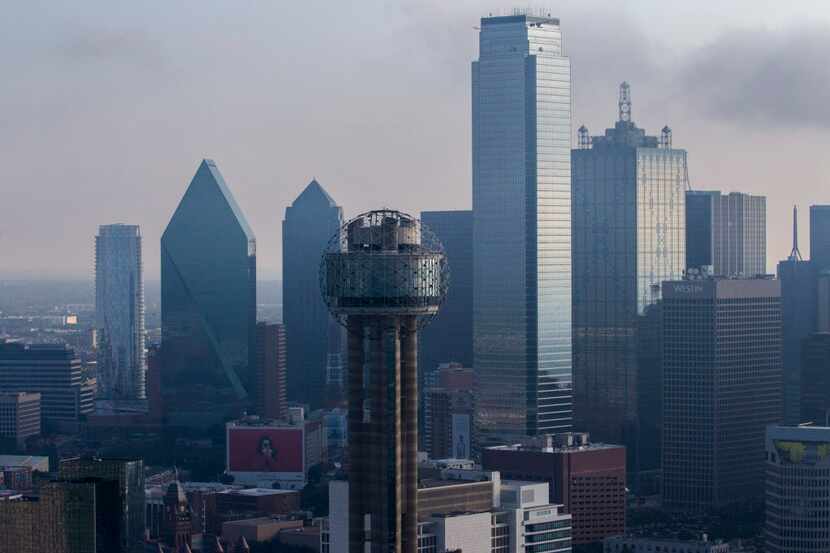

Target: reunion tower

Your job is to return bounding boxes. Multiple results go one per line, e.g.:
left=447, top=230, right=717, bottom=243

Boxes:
left=320, top=210, right=448, bottom=553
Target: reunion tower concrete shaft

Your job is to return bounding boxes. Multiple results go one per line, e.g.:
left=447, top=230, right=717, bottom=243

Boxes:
left=321, top=210, right=448, bottom=553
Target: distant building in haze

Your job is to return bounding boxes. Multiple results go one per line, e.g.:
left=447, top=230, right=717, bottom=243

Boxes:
left=423, top=363, right=474, bottom=460
left=282, top=180, right=343, bottom=410
left=800, top=333, right=830, bottom=425
left=255, top=322, right=286, bottom=420
left=810, top=205, right=830, bottom=273
left=765, top=425, right=830, bottom=553
left=686, top=191, right=766, bottom=276
left=95, top=224, right=146, bottom=400
left=0, top=342, right=94, bottom=428
left=0, top=392, right=40, bottom=447
left=419, top=210, right=473, bottom=373
left=161, top=159, right=256, bottom=427
left=661, top=278, right=782, bottom=511
left=572, top=83, right=687, bottom=460
left=473, top=13, right=573, bottom=443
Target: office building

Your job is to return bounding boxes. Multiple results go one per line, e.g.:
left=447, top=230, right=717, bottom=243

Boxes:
left=283, top=179, right=343, bottom=410
left=320, top=210, right=448, bottom=553
left=765, top=425, right=830, bottom=553
left=810, top=205, right=830, bottom=273
left=473, top=12, right=573, bottom=443
left=661, top=278, right=783, bottom=511
left=0, top=392, right=40, bottom=447
left=686, top=191, right=766, bottom=276
left=604, top=536, right=730, bottom=553
left=161, top=159, right=256, bottom=427
left=572, top=83, right=687, bottom=459
left=58, top=456, right=145, bottom=553
left=483, top=432, right=625, bottom=545
left=0, top=342, right=94, bottom=427
left=422, top=364, right=474, bottom=459
left=800, top=333, right=830, bottom=425
left=419, top=210, right=473, bottom=374
left=500, top=481, right=572, bottom=553
left=255, top=323, right=287, bottom=420
left=777, top=206, right=817, bottom=424
left=95, top=224, right=146, bottom=400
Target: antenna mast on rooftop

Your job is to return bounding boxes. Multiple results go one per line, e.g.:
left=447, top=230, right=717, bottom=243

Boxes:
left=619, top=82, right=631, bottom=123
left=789, top=205, right=803, bottom=261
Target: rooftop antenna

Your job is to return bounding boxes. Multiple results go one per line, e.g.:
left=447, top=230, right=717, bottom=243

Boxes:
left=660, top=126, right=672, bottom=149
left=577, top=125, right=591, bottom=149
left=619, top=81, right=631, bottom=123
left=789, top=205, right=803, bottom=261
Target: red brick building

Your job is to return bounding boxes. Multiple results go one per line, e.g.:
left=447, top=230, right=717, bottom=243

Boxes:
left=482, top=432, right=625, bottom=545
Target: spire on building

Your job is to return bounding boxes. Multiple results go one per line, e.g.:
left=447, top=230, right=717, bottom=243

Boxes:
left=619, top=81, right=631, bottom=123
left=789, top=205, right=803, bottom=261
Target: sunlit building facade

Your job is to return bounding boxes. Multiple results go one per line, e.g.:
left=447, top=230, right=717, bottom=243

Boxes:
left=472, top=12, right=573, bottom=442
left=161, top=159, right=256, bottom=427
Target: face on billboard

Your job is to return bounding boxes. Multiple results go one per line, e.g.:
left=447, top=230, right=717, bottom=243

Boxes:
left=228, top=428, right=303, bottom=473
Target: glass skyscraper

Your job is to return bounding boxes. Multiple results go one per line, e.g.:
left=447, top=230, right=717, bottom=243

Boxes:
left=161, top=159, right=256, bottom=427
left=282, top=179, right=342, bottom=409
left=811, top=205, right=830, bottom=273
left=472, top=12, right=573, bottom=442
left=95, top=224, right=146, bottom=400
left=572, top=85, right=686, bottom=453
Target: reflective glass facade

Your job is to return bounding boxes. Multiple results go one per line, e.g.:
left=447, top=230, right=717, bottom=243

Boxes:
left=472, top=14, right=572, bottom=441
left=161, top=160, right=256, bottom=427
left=572, top=117, right=686, bottom=451
left=282, top=180, right=343, bottom=409
left=95, top=224, right=146, bottom=399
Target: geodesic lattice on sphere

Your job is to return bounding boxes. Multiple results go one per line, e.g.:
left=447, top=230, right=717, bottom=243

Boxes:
left=319, top=209, right=449, bottom=330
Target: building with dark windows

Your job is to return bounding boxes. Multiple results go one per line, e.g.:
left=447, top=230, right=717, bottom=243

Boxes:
left=571, top=83, right=686, bottom=462
left=95, top=224, right=146, bottom=400
left=419, top=210, right=473, bottom=374
left=482, top=433, right=625, bottom=546
left=765, top=425, right=830, bottom=553
left=58, top=457, right=145, bottom=553
left=777, top=206, right=817, bottom=424
left=686, top=191, right=766, bottom=276
left=0, top=342, right=94, bottom=428
left=0, top=392, right=40, bottom=447
left=473, top=13, right=573, bottom=444
left=800, top=333, right=830, bottom=425
left=255, top=322, right=287, bottom=420
left=161, top=159, right=256, bottom=427
left=661, top=278, right=782, bottom=512
left=422, top=364, right=474, bottom=460
left=283, top=180, right=343, bottom=410
left=810, top=205, right=830, bottom=273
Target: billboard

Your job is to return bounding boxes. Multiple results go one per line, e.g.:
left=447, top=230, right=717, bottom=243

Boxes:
left=227, top=425, right=305, bottom=480
left=451, top=414, right=471, bottom=460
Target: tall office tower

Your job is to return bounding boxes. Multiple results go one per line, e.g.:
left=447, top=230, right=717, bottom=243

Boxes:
left=811, top=205, right=830, bottom=273
left=255, top=322, right=287, bottom=420
left=320, top=210, right=447, bottom=553
left=800, top=332, right=830, bottom=424
left=161, top=159, right=256, bottom=427
left=422, top=364, right=474, bottom=459
left=777, top=206, right=817, bottom=424
left=59, top=456, right=145, bottom=553
left=95, top=224, right=146, bottom=400
left=0, top=342, right=94, bottom=427
left=686, top=190, right=766, bottom=276
left=572, top=83, right=686, bottom=454
left=661, top=278, right=783, bottom=512
left=473, top=12, right=573, bottom=443
left=765, top=425, right=830, bottom=553
left=283, top=180, right=343, bottom=410
left=419, top=211, right=473, bottom=372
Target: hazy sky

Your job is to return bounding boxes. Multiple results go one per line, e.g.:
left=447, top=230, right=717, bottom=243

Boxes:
left=3, top=1, right=830, bottom=280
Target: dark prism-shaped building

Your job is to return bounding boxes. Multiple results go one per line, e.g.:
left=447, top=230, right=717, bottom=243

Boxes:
left=161, top=159, right=256, bottom=427
left=811, top=205, right=830, bottom=274
left=283, top=180, right=343, bottom=409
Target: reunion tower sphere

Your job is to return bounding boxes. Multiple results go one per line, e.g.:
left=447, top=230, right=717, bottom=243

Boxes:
left=319, top=209, right=449, bottom=328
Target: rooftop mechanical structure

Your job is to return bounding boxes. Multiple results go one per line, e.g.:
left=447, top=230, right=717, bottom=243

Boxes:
left=320, top=210, right=448, bottom=553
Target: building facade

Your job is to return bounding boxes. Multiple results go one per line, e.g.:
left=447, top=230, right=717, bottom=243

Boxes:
left=283, top=180, right=343, bottom=410
left=473, top=12, right=573, bottom=443
left=95, top=224, right=146, bottom=400
left=483, top=433, right=625, bottom=545
left=161, top=159, right=256, bottom=427
left=0, top=342, right=94, bottom=426
left=800, top=333, right=830, bottom=425
left=686, top=191, right=766, bottom=276
left=765, top=425, right=830, bottom=553
left=604, top=536, right=730, bottom=553
left=810, top=205, right=830, bottom=273
left=255, top=322, right=287, bottom=420
left=422, top=364, right=474, bottom=459
left=0, top=392, right=40, bottom=446
left=572, top=83, right=687, bottom=458
left=661, top=278, right=783, bottom=511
